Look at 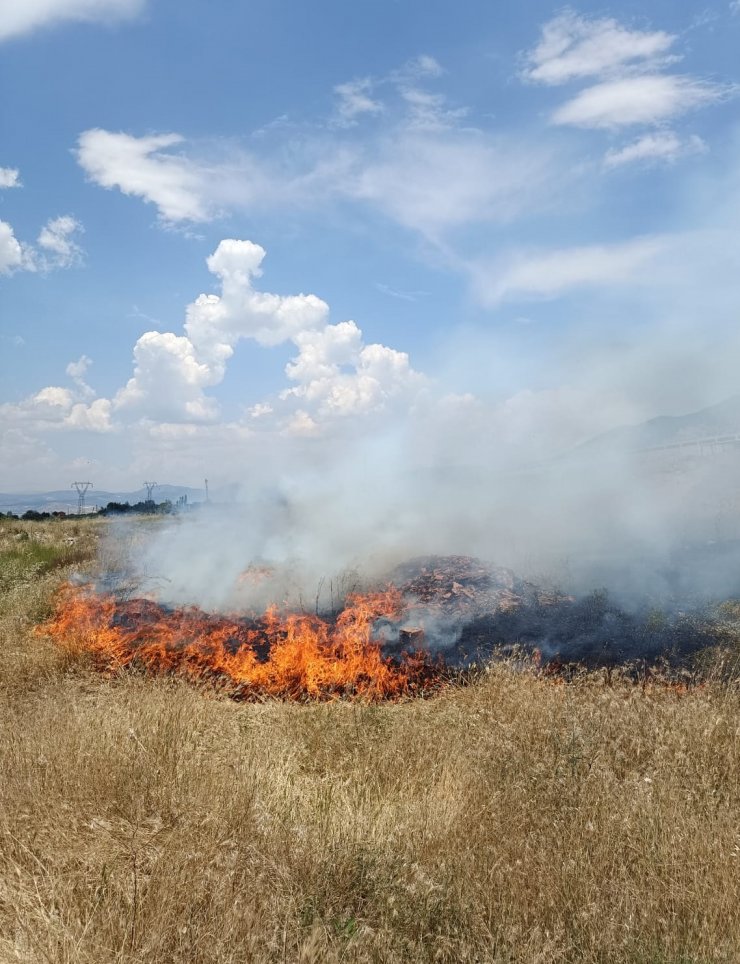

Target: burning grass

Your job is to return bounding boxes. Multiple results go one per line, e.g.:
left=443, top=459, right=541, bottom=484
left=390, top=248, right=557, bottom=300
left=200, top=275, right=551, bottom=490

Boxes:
left=36, top=584, right=447, bottom=701
left=4, top=518, right=740, bottom=962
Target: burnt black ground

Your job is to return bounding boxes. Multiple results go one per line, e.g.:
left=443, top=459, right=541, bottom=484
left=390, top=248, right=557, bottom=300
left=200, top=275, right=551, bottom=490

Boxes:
left=380, top=554, right=734, bottom=669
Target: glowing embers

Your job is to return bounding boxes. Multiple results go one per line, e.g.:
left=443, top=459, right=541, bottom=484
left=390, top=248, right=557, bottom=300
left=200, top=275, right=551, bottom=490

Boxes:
left=37, top=585, right=446, bottom=701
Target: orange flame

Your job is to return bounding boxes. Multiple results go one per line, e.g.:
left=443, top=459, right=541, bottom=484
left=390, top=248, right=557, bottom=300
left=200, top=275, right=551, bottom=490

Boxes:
left=37, top=584, right=446, bottom=700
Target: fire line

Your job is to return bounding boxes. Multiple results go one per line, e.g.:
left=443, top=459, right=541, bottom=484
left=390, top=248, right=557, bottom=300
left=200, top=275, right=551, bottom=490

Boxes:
left=36, top=584, right=447, bottom=701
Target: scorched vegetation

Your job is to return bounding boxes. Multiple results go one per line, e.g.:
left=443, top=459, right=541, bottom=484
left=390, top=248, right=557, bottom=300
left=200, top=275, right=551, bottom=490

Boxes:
left=2, top=518, right=740, bottom=963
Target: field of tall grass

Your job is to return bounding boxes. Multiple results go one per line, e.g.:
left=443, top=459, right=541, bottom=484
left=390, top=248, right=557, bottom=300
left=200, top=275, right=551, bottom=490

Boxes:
left=2, top=517, right=740, bottom=962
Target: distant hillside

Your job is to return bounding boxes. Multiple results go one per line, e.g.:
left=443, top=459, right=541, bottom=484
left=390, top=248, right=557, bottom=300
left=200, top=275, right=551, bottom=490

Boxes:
left=0, top=485, right=206, bottom=515
left=578, top=394, right=740, bottom=454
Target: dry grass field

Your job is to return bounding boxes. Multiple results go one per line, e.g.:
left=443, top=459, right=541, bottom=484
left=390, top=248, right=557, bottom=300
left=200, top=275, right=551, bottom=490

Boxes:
left=2, top=518, right=740, bottom=963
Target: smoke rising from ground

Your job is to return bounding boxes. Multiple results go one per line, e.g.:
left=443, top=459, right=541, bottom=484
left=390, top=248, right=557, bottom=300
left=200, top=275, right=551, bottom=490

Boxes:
left=101, top=414, right=740, bottom=620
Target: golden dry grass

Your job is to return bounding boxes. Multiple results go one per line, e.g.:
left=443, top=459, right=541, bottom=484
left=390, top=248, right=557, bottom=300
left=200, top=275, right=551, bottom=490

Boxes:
left=2, top=519, right=740, bottom=963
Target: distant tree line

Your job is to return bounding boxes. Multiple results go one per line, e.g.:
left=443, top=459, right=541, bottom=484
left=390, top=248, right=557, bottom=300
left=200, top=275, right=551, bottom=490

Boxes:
left=0, top=510, right=73, bottom=521
left=0, top=500, right=177, bottom=521
left=99, top=499, right=175, bottom=516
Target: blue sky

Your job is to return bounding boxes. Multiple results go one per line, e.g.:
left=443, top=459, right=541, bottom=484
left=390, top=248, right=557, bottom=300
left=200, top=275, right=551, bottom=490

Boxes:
left=2, top=0, right=740, bottom=491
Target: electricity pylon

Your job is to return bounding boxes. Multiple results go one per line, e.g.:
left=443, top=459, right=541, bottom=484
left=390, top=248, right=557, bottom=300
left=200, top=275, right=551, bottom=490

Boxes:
left=71, top=481, right=93, bottom=515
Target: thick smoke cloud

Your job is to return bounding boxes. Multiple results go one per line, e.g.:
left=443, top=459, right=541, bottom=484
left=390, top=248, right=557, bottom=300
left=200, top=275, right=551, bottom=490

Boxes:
left=105, top=394, right=740, bottom=618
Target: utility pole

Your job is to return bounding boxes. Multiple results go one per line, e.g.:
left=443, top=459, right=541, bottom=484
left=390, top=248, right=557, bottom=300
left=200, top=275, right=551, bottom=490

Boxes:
left=143, top=481, right=157, bottom=504
left=71, top=481, right=93, bottom=515
left=204, top=478, right=210, bottom=503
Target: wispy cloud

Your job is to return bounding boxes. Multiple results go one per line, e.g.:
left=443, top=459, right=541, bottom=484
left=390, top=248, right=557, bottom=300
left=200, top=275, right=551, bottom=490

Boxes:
left=333, top=79, right=384, bottom=126
left=37, top=215, right=84, bottom=268
left=77, top=130, right=215, bottom=223
left=0, top=167, right=21, bottom=188
left=348, top=130, right=555, bottom=237
left=375, top=282, right=429, bottom=302
left=521, top=10, right=676, bottom=86
left=472, top=236, right=667, bottom=306
left=0, top=215, right=84, bottom=275
left=552, top=74, right=733, bottom=129
left=0, top=0, right=146, bottom=42
left=76, top=113, right=559, bottom=240
left=604, top=131, right=707, bottom=169
left=521, top=9, right=736, bottom=159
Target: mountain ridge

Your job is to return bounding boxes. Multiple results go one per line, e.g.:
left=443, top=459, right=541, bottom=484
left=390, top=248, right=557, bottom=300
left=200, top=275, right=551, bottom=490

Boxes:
left=576, top=394, right=740, bottom=454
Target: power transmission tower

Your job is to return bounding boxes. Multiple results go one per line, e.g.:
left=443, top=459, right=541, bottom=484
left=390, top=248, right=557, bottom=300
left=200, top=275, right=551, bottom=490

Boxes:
left=204, top=478, right=210, bottom=503
left=71, top=481, right=93, bottom=515
left=143, top=481, right=157, bottom=503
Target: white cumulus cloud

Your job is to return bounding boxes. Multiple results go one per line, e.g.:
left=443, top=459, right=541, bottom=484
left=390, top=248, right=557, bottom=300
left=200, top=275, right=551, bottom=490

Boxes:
left=285, top=321, right=364, bottom=383
left=185, top=239, right=330, bottom=364
left=0, top=384, right=112, bottom=433
left=283, top=328, right=422, bottom=418
left=114, top=240, right=331, bottom=423
left=282, top=409, right=320, bottom=437
left=65, top=398, right=112, bottom=432
left=281, top=322, right=420, bottom=417
left=113, top=239, right=424, bottom=429
left=114, top=331, right=221, bottom=422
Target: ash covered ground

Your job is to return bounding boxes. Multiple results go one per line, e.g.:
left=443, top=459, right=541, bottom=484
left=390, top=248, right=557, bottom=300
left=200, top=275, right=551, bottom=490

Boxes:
left=374, top=553, right=737, bottom=669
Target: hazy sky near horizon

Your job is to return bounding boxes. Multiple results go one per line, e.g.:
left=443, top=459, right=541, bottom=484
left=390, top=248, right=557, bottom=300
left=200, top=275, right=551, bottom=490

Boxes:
left=2, top=0, right=740, bottom=491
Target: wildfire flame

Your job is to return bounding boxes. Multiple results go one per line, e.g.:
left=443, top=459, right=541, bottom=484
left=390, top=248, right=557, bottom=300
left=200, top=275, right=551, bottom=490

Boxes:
left=37, top=584, right=446, bottom=700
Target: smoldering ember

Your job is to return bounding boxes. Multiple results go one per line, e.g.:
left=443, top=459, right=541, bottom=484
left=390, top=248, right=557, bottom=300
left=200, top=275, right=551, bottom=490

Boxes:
left=37, top=549, right=738, bottom=701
